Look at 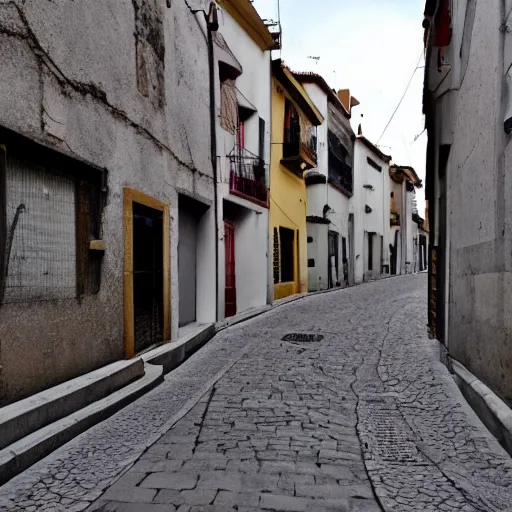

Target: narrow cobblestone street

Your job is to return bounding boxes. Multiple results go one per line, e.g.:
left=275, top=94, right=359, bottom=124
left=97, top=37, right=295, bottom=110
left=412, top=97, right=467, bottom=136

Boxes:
left=2, top=274, right=512, bottom=511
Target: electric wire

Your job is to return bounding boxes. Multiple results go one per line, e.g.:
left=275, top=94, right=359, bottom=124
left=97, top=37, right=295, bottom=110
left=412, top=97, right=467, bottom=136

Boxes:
left=376, top=51, right=424, bottom=145
left=270, top=194, right=299, bottom=227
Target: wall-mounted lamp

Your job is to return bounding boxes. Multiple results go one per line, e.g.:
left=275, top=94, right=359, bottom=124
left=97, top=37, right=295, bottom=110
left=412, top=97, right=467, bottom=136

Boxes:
left=300, top=162, right=307, bottom=170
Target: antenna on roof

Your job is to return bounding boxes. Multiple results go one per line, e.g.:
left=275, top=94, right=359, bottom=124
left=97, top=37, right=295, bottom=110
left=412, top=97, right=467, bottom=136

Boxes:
left=307, top=56, right=320, bottom=66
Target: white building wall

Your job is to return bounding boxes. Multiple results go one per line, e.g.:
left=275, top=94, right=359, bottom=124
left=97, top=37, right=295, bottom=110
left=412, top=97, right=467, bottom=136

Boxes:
left=234, top=207, right=268, bottom=312
left=352, top=142, right=366, bottom=284
left=307, top=222, right=328, bottom=292
left=306, top=183, right=327, bottom=218
left=213, top=9, right=272, bottom=319
left=405, top=190, right=415, bottom=273
left=303, top=83, right=352, bottom=286
left=353, top=138, right=390, bottom=282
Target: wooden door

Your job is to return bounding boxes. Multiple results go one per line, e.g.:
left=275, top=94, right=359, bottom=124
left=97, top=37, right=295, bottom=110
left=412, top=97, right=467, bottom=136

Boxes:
left=224, top=221, right=237, bottom=318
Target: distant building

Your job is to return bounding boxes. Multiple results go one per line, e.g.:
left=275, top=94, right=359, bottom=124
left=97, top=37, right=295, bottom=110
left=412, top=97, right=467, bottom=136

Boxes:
left=388, top=165, right=422, bottom=275
left=352, top=136, right=392, bottom=283
left=270, top=60, right=324, bottom=300
left=293, top=73, right=357, bottom=292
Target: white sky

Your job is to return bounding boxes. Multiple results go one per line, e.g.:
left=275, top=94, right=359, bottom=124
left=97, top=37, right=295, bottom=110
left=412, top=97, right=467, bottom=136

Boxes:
left=253, top=0, right=427, bottom=215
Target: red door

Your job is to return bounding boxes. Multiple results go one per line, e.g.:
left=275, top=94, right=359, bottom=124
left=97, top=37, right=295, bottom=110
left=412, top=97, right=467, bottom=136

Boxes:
left=224, top=221, right=237, bottom=318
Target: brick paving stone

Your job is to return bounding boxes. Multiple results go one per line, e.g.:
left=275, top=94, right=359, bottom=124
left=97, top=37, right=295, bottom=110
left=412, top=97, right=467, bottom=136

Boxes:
left=4, top=275, right=512, bottom=512
left=140, top=473, right=198, bottom=491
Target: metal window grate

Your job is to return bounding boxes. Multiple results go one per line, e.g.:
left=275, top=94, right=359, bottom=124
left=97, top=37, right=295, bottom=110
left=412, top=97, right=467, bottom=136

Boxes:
left=3, top=156, right=76, bottom=303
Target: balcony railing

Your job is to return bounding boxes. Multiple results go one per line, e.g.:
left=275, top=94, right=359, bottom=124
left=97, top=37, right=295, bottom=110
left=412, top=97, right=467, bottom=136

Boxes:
left=328, top=158, right=353, bottom=197
left=281, top=129, right=317, bottom=175
left=229, top=147, right=268, bottom=208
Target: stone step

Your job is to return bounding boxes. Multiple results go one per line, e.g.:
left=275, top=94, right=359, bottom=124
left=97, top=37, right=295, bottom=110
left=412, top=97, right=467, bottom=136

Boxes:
left=0, top=362, right=163, bottom=486
left=0, top=358, right=145, bottom=450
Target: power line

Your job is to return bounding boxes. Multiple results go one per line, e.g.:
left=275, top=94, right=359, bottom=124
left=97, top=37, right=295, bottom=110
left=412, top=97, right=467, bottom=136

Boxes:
left=376, top=51, right=424, bottom=145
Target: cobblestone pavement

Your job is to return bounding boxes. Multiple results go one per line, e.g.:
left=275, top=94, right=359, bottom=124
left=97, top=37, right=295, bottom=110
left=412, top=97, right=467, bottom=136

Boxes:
left=2, top=274, right=512, bottom=511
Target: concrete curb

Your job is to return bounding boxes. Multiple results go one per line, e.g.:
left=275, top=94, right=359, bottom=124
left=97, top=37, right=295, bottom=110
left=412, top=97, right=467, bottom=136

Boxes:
left=0, top=363, right=163, bottom=486
left=143, top=324, right=216, bottom=373
left=450, top=357, right=512, bottom=456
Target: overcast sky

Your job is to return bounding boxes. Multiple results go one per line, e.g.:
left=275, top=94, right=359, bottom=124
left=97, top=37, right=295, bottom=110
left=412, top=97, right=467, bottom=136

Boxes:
left=253, top=0, right=427, bottom=214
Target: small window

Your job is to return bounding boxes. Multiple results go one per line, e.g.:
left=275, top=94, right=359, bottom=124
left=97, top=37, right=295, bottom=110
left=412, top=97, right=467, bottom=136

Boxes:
left=367, top=157, right=382, bottom=172
left=279, top=227, right=294, bottom=282
left=368, top=233, right=374, bottom=271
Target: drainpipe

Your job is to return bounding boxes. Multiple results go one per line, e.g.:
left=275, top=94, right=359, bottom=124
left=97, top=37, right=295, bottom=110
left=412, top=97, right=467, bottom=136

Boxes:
left=206, top=4, right=220, bottom=321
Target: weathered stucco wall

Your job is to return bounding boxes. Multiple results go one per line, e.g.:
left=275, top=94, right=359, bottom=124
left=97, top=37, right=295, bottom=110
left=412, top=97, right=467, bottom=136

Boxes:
left=427, top=1, right=512, bottom=405
left=0, top=0, right=214, bottom=404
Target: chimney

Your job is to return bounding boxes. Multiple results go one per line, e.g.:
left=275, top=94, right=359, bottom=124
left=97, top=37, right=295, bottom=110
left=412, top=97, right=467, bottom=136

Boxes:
left=338, top=89, right=361, bottom=115
left=338, top=90, right=351, bottom=113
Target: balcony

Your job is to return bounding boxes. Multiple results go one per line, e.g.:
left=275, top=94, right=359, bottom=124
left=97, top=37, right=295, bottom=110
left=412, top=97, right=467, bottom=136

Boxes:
left=281, top=135, right=317, bottom=177
left=328, top=159, right=353, bottom=197
left=229, top=148, right=268, bottom=208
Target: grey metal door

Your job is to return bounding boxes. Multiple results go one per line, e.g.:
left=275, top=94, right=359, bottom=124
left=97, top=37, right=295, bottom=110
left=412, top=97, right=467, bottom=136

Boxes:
left=178, top=206, right=197, bottom=327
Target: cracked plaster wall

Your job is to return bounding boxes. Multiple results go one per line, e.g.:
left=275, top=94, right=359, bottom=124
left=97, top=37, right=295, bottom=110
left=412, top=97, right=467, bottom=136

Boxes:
left=0, top=0, right=214, bottom=404
left=428, top=1, right=512, bottom=407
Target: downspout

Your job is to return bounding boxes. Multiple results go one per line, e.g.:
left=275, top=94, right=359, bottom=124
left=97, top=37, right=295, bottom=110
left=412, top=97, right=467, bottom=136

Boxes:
left=207, top=25, right=219, bottom=321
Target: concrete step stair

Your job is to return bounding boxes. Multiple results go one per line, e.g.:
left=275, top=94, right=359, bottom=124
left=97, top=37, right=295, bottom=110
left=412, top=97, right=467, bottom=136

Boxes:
left=1, top=359, right=145, bottom=451
left=0, top=362, right=163, bottom=485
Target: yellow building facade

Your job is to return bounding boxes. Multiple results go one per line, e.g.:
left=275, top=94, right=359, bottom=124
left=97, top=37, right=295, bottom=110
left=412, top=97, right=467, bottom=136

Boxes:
left=270, top=61, right=324, bottom=300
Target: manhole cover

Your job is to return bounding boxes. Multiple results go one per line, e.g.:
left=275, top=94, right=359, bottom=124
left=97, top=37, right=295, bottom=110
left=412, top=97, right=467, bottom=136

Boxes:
left=282, top=333, right=324, bottom=342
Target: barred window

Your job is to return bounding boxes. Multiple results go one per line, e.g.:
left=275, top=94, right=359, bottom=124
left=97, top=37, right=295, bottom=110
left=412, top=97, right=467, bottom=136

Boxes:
left=0, top=132, right=105, bottom=305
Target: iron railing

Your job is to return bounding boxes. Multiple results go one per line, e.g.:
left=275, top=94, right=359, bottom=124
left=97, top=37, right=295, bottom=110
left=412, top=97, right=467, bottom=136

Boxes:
left=328, top=159, right=353, bottom=196
left=229, top=147, right=268, bottom=207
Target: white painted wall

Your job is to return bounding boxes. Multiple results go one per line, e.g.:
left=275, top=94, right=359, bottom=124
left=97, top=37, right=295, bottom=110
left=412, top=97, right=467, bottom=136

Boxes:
left=213, top=7, right=272, bottom=319
left=352, top=138, right=391, bottom=282
left=306, top=222, right=328, bottom=292
left=306, top=183, right=326, bottom=218
left=234, top=208, right=268, bottom=312
left=405, top=190, right=415, bottom=273
left=303, top=82, right=353, bottom=287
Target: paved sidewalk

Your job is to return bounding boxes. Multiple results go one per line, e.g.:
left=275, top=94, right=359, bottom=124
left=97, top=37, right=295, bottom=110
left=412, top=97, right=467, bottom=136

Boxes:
left=2, top=274, right=512, bottom=511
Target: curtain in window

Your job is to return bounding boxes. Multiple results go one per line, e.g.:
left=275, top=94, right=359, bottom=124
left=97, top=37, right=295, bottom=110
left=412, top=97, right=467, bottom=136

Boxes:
left=220, top=79, right=238, bottom=135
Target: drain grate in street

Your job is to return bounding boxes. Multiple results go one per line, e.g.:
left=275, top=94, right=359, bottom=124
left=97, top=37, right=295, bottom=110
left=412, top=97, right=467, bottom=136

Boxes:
left=282, top=333, right=324, bottom=342
left=359, top=399, right=426, bottom=465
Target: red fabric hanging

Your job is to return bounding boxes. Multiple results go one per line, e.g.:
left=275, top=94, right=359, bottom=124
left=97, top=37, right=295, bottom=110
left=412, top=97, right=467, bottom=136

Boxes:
left=434, top=0, right=452, bottom=47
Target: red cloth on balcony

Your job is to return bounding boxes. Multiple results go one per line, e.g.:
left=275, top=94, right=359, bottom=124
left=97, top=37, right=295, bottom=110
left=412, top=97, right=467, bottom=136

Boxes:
left=434, top=0, right=452, bottom=47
